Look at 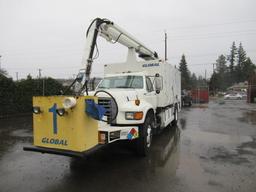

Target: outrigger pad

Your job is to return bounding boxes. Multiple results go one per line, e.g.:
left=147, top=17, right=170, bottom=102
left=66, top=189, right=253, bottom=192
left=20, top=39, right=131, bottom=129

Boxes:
left=85, top=99, right=106, bottom=120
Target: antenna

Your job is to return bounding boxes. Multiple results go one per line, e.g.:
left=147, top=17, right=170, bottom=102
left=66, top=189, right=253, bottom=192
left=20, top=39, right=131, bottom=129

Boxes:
left=164, top=31, right=167, bottom=61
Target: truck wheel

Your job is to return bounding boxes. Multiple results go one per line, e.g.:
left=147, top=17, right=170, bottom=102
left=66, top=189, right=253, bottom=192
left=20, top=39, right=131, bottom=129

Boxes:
left=136, top=115, right=153, bottom=156
left=172, top=107, right=178, bottom=125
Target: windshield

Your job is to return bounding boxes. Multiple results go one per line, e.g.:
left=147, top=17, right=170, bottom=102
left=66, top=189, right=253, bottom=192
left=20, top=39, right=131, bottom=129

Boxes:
left=97, top=75, right=143, bottom=89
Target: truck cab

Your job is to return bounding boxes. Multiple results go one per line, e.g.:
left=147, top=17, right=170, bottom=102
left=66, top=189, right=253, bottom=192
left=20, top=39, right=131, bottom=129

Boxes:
left=92, top=59, right=181, bottom=156
left=95, top=72, right=157, bottom=123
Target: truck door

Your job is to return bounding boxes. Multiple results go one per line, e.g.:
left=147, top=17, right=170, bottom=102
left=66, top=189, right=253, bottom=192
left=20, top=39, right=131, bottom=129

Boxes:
left=144, top=76, right=157, bottom=108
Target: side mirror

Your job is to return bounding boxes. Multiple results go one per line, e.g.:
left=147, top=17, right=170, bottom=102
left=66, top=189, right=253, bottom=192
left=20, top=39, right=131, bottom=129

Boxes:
left=155, top=73, right=162, bottom=94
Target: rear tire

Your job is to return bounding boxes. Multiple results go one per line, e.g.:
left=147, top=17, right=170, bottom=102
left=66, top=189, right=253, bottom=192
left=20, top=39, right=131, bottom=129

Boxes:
left=172, top=107, right=178, bottom=125
left=136, top=114, right=153, bottom=156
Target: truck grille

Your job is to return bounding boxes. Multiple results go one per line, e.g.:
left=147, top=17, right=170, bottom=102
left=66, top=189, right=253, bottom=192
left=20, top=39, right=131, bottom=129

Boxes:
left=98, top=97, right=114, bottom=123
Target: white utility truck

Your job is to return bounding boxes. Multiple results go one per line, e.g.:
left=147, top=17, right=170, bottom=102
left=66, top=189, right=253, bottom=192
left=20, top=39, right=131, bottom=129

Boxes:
left=78, top=18, right=181, bottom=156
left=24, top=18, right=181, bottom=157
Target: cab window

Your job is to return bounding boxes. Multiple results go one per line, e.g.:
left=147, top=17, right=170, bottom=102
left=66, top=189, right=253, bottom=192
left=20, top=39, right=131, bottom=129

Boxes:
left=146, top=77, right=154, bottom=92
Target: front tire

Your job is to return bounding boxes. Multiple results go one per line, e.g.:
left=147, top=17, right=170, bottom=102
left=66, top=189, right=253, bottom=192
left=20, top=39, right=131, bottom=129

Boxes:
left=136, top=114, right=153, bottom=156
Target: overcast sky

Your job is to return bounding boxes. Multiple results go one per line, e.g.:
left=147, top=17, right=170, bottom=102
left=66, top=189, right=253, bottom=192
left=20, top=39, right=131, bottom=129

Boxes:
left=0, top=0, right=256, bottom=79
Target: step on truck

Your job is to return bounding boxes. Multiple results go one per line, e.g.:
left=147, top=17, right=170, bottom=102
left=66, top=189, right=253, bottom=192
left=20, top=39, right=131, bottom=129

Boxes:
left=24, top=18, right=181, bottom=157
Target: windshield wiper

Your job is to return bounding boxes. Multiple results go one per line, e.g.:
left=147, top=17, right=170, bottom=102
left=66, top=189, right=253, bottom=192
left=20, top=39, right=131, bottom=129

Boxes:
left=115, top=86, right=131, bottom=88
left=98, top=86, right=108, bottom=89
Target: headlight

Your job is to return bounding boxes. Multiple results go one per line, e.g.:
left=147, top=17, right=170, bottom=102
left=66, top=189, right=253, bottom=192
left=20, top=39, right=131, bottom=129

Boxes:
left=125, top=112, right=134, bottom=120
left=63, top=97, right=77, bottom=109
left=32, top=106, right=41, bottom=114
left=56, top=108, right=66, bottom=116
left=125, top=112, right=143, bottom=120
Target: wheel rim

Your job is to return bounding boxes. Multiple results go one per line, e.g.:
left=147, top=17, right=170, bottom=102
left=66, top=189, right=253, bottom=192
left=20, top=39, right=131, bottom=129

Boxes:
left=146, top=124, right=152, bottom=147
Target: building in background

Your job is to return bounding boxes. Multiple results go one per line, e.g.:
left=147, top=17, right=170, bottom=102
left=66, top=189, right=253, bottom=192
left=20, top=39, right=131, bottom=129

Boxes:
left=227, top=81, right=248, bottom=92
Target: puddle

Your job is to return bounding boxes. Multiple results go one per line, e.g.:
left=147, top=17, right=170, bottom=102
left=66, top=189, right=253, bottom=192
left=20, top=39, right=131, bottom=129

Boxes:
left=10, top=129, right=32, bottom=138
left=236, top=138, right=256, bottom=156
left=208, top=146, right=250, bottom=165
left=179, top=118, right=187, bottom=130
left=184, top=129, right=252, bottom=145
left=238, top=110, right=256, bottom=125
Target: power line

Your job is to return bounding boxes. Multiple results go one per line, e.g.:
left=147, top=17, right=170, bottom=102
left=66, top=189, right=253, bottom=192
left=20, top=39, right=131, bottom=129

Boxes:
left=148, top=31, right=256, bottom=43
left=190, top=63, right=212, bottom=66
left=170, top=49, right=256, bottom=59
left=168, top=29, right=256, bottom=38
left=151, top=19, right=256, bottom=32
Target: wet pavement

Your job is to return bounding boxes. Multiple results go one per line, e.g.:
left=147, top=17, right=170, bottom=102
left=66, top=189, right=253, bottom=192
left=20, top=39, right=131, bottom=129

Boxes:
left=0, top=100, right=256, bottom=192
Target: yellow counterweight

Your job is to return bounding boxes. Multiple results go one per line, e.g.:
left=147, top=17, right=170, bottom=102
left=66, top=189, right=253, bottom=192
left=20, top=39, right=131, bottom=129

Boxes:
left=33, top=96, right=98, bottom=152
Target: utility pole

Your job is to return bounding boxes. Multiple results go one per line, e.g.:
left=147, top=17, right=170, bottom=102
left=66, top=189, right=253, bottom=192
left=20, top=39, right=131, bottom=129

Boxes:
left=43, top=79, right=45, bottom=96
left=38, top=68, right=42, bottom=79
left=16, top=72, right=19, bottom=81
left=0, top=55, right=2, bottom=70
left=37, top=68, right=44, bottom=95
left=164, top=31, right=167, bottom=61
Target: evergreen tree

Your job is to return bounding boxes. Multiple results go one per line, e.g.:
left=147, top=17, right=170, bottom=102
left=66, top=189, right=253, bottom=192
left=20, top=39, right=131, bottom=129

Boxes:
left=236, top=42, right=247, bottom=82
left=179, top=54, right=190, bottom=89
left=190, top=73, right=197, bottom=89
left=209, top=71, right=220, bottom=93
left=216, top=54, right=227, bottom=74
left=0, top=68, right=8, bottom=76
left=209, top=41, right=256, bottom=92
left=242, top=57, right=256, bottom=80
left=0, top=74, right=17, bottom=115
left=227, top=42, right=237, bottom=74
left=215, top=55, right=228, bottom=90
left=227, top=42, right=237, bottom=86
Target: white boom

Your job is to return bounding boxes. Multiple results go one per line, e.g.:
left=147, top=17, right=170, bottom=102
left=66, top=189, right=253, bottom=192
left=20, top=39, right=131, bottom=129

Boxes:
left=81, top=18, right=158, bottom=81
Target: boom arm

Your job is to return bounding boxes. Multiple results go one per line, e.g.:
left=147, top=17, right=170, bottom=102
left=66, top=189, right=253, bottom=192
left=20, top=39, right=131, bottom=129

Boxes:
left=82, top=18, right=158, bottom=81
